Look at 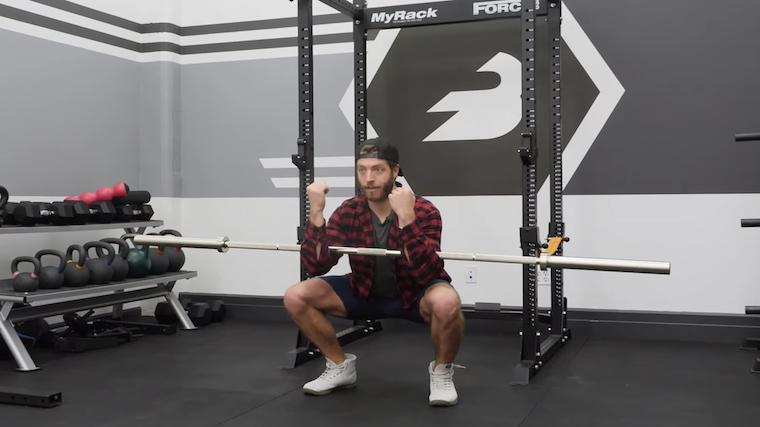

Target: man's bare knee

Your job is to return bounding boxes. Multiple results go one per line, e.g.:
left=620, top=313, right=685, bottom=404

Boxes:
left=284, top=278, right=346, bottom=318
left=284, top=279, right=320, bottom=314
left=421, top=283, right=462, bottom=324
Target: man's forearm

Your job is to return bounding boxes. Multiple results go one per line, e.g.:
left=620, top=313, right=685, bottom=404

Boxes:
left=398, top=213, right=415, bottom=229
left=397, top=218, right=445, bottom=283
left=309, top=210, right=325, bottom=258
left=310, top=210, right=325, bottom=227
left=397, top=214, right=416, bottom=261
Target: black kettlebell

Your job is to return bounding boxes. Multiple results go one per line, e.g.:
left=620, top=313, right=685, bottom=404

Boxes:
left=159, top=229, right=186, bottom=272
left=12, top=256, right=41, bottom=292
left=84, top=241, right=115, bottom=285
left=147, top=232, right=169, bottom=275
left=97, top=238, right=130, bottom=281
left=63, top=244, right=89, bottom=287
left=34, top=249, right=66, bottom=289
left=122, top=234, right=150, bottom=278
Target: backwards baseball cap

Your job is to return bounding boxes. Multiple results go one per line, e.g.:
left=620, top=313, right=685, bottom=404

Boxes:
left=357, top=137, right=404, bottom=176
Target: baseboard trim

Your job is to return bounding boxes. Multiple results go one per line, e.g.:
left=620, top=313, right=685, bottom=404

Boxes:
left=178, top=293, right=760, bottom=345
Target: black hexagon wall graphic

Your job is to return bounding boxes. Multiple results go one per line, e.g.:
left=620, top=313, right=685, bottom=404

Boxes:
left=339, top=4, right=624, bottom=197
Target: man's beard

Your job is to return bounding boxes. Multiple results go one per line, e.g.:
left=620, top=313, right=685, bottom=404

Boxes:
left=363, top=179, right=395, bottom=202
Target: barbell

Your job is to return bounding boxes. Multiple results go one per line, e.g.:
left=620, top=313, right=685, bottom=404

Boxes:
left=131, top=234, right=671, bottom=275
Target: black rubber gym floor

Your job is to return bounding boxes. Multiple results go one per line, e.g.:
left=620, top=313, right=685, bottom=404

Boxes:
left=1, top=317, right=759, bottom=427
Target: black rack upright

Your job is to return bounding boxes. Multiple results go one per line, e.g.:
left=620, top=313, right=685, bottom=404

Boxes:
left=514, top=1, right=569, bottom=385
left=737, top=131, right=760, bottom=374
left=287, top=0, right=382, bottom=369
left=289, top=0, right=569, bottom=384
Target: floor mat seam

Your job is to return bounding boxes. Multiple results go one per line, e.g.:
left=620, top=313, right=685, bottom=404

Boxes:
left=210, top=386, right=305, bottom=426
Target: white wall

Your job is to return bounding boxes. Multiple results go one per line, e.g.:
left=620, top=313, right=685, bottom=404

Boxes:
left=177, top=193, right=760, bottom=315
left=558, top=193, right=758, bottom=314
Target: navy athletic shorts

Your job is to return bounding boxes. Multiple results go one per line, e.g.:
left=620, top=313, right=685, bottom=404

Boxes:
left=319, top=275, right=451, bottom=324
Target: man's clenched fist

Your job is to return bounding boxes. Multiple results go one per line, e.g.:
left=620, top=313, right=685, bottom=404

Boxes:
left=307, top=181, right=329, bottom=213
left=388, top=185, right=416, bottom=228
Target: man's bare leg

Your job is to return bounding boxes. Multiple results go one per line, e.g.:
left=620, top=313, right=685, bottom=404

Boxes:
left=419, top=282, right=464, bottom=407
left=420, top=283, right=465, bottom=366
left=284, top=277, right=359, bottom=395
left=284, top=277, right=349, bottom=364
left=431, top=309, right=465, bottom=366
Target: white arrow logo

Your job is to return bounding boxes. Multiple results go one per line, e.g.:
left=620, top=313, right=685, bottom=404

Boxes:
left=423, top=52, right=522, bottom=142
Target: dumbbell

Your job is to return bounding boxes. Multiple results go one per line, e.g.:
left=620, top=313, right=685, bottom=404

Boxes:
left=114, top=204, right=154, bottom=222
left=0, top=202, right=18, bottom=225
left=113, top=205, right=135, bottom=222
left=155, top=300, right=210, bottom=326
left=14, top=202, right=75, bottom=226
left=177, top=298, right=226, bottom=323
left=154, top=299, right=226, bottom=326
left=63, top=200, right=116, bottom=223
left=0, top=185, right=7, bottom=226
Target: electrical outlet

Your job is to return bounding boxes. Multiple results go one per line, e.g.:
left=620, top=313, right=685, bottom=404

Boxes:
left=465, top=266, right=477, bottom=284
left=536, top=266, right=551, bottom=285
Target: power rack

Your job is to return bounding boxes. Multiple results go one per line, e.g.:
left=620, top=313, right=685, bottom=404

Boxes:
left=287, top=0, right=568, bottom=386
left=737, top=131, right=760, bottom=374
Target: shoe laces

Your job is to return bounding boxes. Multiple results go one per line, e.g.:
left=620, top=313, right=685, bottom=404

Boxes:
left=430, top=364, right=465, bottom=390
left=317, top=363, right=344, bottom=381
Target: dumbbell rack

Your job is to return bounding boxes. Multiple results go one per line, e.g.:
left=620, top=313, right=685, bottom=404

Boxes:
left=0, top=219, right=199, bottom=376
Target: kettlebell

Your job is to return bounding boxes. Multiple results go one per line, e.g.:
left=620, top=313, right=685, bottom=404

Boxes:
left=122, top=234, right=151, bottom=278
left=34, top=249, right=66, bottom=289
left=12, top=256, right=41, bottom=292
left=159, top=229, right=186, bottom=272
left=84, top=241, right=115, bottom=285
left=63, top=244, right=89, bottom=287
left=97, top=238, right=130, bottom=281
left=146, top=232, right=169, bottom=275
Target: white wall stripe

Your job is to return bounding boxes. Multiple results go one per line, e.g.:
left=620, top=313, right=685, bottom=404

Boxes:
left=260, top=156, right=355, bottom=169
left=181, top=42, right=354, bottom=65
left=170, top=22, right=353, bottom=46
left=0, top=15, right=145, bottom=61
left=271, top=177, right=355, bottom=189
left=0, top=5, right=357, bottom=64
left=11, top=0, right=354, bottom=44
left=4, top=0, right=144, bottom=43
left=0, top=13, right=353, bottom=65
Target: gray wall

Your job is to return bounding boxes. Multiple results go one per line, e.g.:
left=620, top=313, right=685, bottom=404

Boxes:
left=140, top=61, right=183, bottom=198
left=0, top=27, right=141, bottom=197
left=180, top=54, right=356, bottom=199
left=563, top=0, right=760, bottom=195
left=1, top=0, right=758, bottom=198
left=0, top=33, right=180, bottom=199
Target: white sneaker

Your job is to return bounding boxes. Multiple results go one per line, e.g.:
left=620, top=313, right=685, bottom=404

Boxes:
left=428, top=361, right=464, bottom=406
left=303, top=353, right=357, bottom=395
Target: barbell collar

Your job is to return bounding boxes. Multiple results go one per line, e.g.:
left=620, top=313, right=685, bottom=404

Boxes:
left=539, top=253, right=549, bottom=270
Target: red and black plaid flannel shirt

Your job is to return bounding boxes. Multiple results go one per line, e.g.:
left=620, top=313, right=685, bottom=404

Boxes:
left=300, top=194, right=451, bottom=310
